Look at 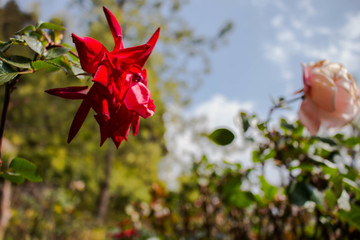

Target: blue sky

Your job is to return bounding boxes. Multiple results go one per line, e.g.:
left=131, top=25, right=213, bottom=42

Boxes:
left=181, top=0, right=360, bottom=122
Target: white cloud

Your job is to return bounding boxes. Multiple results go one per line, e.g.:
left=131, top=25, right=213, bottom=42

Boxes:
left=271, top=14, right=284, bottom=28
left=297, top=0, right=316, bottom=16
left=160, top=95, right=256, bottom=189
left=341, top=12, right=360, bottom=40
left=186, top=94, right=254, bottom=130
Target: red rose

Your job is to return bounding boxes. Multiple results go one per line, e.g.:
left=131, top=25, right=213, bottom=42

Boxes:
left=46, top=7, right=160, bottom=148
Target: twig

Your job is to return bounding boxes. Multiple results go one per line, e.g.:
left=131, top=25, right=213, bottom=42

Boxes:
left=266, top=95, right=304, bottom=126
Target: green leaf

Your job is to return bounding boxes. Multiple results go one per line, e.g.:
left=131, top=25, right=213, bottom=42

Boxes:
left=313, top=136, right=337, bottom=146
left=252, top=150, right=261, bottom=163
left=263, top=149, right=276, bottom=160
left=15, top=24, right=35, bottom=34
left=287, top=181, right=322, bottom=206
left=280, top=119, right=295, bottom=131
left=259, top=176, right=277, bottom=201
left=44, top=47, right=71, bottom=59
left=0, top=72, right=18, bottom=85
left=0, top=61, right=18, bottom=85
left=0, top=172, right=25, bottom=184
left=36, top=22, right=65, bottom=31
left=22, top=35, right=44, bottom=55
left=9, top=157, right=42, bottom=182
left=344, top=137, right=360, bottom=147
left=4, top=43, right=37, bottom=59
left=0, top=53, right=31, bottom=69
left=240, top=112, right=250, bottom=132
left=228, top=191, right=255, bottom=208
left=324, top=189, right=337, bottom=209
left=221, top=176, right=255, bottom=208
left=0, top=41, right=12, bottom=52
left=339, top=204, right=360, bottom=231
left=208, top=128, right=235, bottom=146
left=32, top=60, right=60, bottom=72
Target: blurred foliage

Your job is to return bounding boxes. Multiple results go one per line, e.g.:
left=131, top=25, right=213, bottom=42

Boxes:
left=121, top=113, right=360, bottom=239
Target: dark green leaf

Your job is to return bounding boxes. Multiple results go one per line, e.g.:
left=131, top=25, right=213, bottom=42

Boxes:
left=0, top=53, right=31, bottom=69
left=22, top=35, right=44, bottom=55
left=0, top=41, right=12, bottom=52
left=228, top=191, right=254, bottom=208
left=287, top=181, right=322, bottom=206
left=221, top=176, right=254, bottom=208
left=0, top=61, right=18, bottom=85
left=339, top=204, right=360, bottom=231
left=9, top=157, right=42, bottom=182
left=36, top=22, right=65, bottom=31
left=313, top=136, right=337, bottom=146
left=240, top=112, right=250, bottom=132
left=208, top=128, right=235, bottom=146
left=44, top=47, right=71, bottom=59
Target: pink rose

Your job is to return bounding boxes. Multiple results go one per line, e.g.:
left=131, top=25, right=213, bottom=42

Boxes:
left=298, top=60, right=360, bottom=135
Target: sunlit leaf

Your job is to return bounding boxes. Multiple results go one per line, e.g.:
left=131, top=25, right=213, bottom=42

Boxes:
left=344, top=137, right=360, bottom=147
left=259, top=176, right=277, bottom=201
left=22, top=35, right=44, bottom=55
left=252, top=150, right=261, bottom=163
left=324, top=189, right=337, bottom=209
left=32, top=60, right=60, bottom=72
left=36, top=21, right=65, bottom=31
left=15, top=24, right=35, bottom=34
left=208, top=128, right=235, bottom=146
